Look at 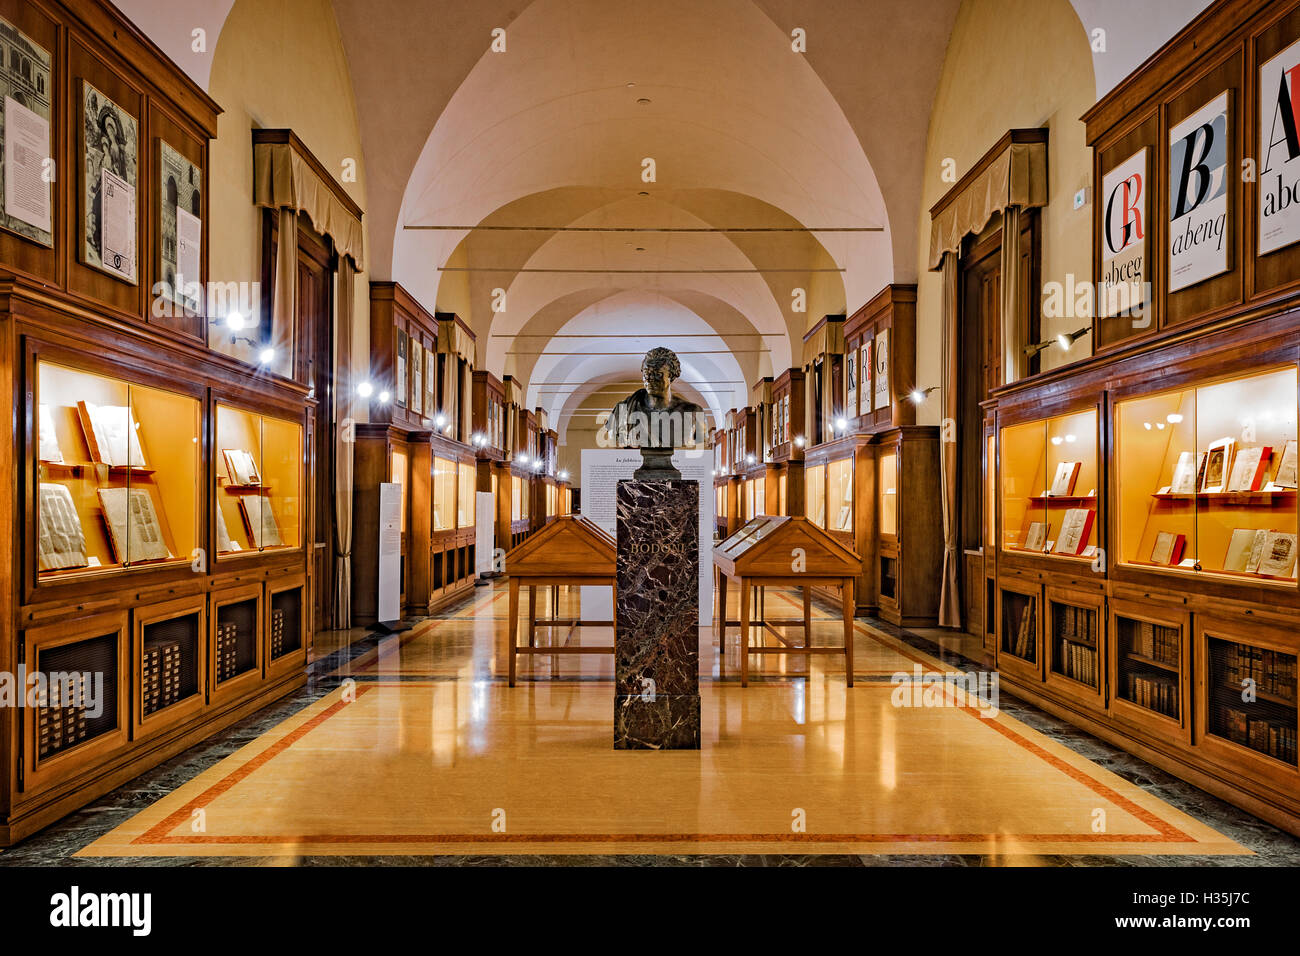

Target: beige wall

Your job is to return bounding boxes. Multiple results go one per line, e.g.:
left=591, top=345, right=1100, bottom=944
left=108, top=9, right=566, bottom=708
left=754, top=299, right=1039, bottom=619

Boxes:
left=208, top=0, right=371, bottom=400
left=913, top=0, right=1096, bottom=425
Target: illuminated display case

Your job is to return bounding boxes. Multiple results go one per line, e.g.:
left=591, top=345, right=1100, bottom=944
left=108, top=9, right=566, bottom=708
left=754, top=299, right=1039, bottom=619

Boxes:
left=458, top=461, right=475, bottom=527
left=433, top=456, right=456, bottom=531
left=826, top=457, right=854, bottom=534
left=879, top=449, right=897, bottom=536
left=36, top=361, right=201, bottom=578
left=805, top=463, right=826, bottom=527
left=214, top=404, right=303, bottom=556
left=1115, top=367, right=1297, bottom=583
left=1000, top=408, right=1100, bottom=560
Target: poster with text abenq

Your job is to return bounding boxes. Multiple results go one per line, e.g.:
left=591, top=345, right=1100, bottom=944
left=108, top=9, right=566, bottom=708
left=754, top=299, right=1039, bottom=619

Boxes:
left=1168, top=91, right=1229, bottom=292
left=1260, top=37, right=1300, bottom=255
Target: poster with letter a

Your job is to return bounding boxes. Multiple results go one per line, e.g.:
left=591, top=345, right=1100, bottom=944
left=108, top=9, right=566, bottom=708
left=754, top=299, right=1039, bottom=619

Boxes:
left=1168, top=92, right=1229, bottom=292
left=1100, top=148, right=1146, bottom=316
left=1260, top=38, right=1300, bottom=254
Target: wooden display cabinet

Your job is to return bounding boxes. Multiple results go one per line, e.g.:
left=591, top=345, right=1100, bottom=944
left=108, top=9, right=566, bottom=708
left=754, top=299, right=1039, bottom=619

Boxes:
left=132, top=595, right=207, bottom=737
left=472, top=370, right=508, bottom=456
left=21, top=612, right=130, bottom=798
left=843, top=285, right=918, bottom=432
left=208, top=582, right=264, bottom=708
left=875, top=427, right=942, bottom=626
left=1195, top=614, right=1299, bottom=791
left=1108, top=596, right=1191, bottom=742
left=266, top=573, right=308, bottom=681
left=769, top=368, right=805, bottom=460
left=1043, top=584, right=1106, bottom=709
left=997, top=577, right=1043, bottom=684
left=803, top=433, right=877, bottom=615
left=802, top=314, right=845, bottom=447
left=213, top=400, right=305, bottom=560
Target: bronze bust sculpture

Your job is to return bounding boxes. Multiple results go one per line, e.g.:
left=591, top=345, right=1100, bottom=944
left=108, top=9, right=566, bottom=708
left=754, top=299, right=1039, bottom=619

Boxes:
left=605, top=347, right=705, bottom=480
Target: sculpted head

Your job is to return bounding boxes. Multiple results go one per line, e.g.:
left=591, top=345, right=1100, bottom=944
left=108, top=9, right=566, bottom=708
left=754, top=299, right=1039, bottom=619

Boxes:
left=641, top=347, right=680, bottom=402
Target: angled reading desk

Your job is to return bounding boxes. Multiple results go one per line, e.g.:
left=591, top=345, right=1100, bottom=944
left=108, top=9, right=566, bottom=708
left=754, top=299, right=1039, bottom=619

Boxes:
left=712, top=515, right=860, bottom=686
left=504, top=515, right=617, bottom=685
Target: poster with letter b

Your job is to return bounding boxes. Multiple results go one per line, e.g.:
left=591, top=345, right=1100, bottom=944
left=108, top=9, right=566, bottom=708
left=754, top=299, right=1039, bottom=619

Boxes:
left=1168, top=91, right=1229, bottom=292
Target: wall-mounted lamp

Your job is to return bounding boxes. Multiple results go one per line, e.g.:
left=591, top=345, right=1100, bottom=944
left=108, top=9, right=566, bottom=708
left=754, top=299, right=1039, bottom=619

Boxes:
left=745, top=453, right=756, bottom=465
left=558, top=470, right=569, bottom=482
left=793, top=436, right=806, bottom=448
left=258, top=347, right=276, bottom=365
left=1025, top=326, right=1091, bottom=358
left=909, top=386, right=939, bottom=404
left=356, top=381, right=374, bottom=398
left=378, top=390, right=392, bottom=404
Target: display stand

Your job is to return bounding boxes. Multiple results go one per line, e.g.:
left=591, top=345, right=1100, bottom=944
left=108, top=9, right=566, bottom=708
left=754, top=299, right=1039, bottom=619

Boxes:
left=505, top=515, right=616, bottom=686
left=713, top=516, right=860, bottom=686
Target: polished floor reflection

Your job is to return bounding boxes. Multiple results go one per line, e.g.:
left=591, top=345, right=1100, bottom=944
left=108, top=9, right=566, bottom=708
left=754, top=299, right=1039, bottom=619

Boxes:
left=65, top=584, right=1251, bottom=860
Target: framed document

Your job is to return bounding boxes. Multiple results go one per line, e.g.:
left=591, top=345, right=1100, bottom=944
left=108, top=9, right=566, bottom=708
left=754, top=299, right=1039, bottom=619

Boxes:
left=0, top=16, right=52, bottom=246
left=1257, top=531, right=1298, bottom=578
left=81, top=81, right=138, bottom=283
left=157, top=140, right=201, bottom=311
left=396, top=329, right=407, bottom=407
left=873, top=329, right=890, bottom=410
left=845, top=350, right=856, bottom=417
left=860, top=339, right=871, bottom=402
left=223, top=448, right=260, bottom=486
left=1259, top=38, right=1300, bottom=255
left=410, top=343, right=423, bottom=416
left=424, top=345, right=437, bottom=417
left=1167, top=91, right=1229, bottom=293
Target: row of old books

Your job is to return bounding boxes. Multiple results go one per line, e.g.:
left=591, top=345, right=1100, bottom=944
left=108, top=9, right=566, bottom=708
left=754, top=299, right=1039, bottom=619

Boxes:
left=37, top=673, right=91, bottom=758
left=1055, top=604, right=1095, bottom=644
left=141, top=638, right=183, bottom=717
left=1125, top=671, right=1179, bottom=718
left=1057, top=639, right=1098, bottom=687
left=1009, top=603, right=1035, bottom=660
left=1131, top=620, right=1179, bottom=667
left=216, top=620, right=241, bottom=683
left=270, top=607, right=285, bottom=660
left=1213, top=705, right=1298, bottom=763
left=1220, top=644, right=1297, bottom=702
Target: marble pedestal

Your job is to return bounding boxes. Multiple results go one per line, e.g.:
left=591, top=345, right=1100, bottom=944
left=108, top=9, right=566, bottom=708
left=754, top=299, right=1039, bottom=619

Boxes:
left=614, top=479, right=701, bottom=749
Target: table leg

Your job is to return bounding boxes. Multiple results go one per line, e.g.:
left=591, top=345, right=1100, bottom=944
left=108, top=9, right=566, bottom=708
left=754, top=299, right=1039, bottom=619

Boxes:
left=740, top=579, right=751, bottom=688
left=508, top=576, right=520, bottom=687
left=803, top=585, right=812, bottom=648
left=842, top=577, right=854, bottom=688
left=528, top=584, right=537, bottom=648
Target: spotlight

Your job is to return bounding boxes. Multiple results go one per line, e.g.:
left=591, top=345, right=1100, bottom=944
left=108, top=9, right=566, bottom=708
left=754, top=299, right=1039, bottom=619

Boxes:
left=794, top=436, right=805, bottom=448
left=434, top=414, right=447, bottom=428
left=1058, top=326, right=1090, bottom=351
left=558, top=470, right=569, bottom=481
left=518, top=454, right=529, bottom=465
left=745, top=454, right=755, bottom=465
left=356, top=382, right=374, bottom=398
left=835, top=417, right=847, bottom=432
left=378, top=390, right=391, bottom=404
left=909, top=386, right=939, bottom=404
left=258, top=347, right=275, bottom=365
left=225, top=311, right=246, bottom=331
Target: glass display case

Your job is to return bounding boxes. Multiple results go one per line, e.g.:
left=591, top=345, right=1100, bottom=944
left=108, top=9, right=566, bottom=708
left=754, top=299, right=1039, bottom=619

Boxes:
left=805, top=463, right=826, bottom=527
left=391, top=448, right=408, bottom=534
left=827, top=457, right=853, bottom=533
left=1115, top=366, right=1298, bottom=581
left=433, top=457, right=456, bottom=531
left=458, top=461, right=475, bottom=527
left=214, top=404, right=303, bottom=555
left=36, top=361, right=201, bottom=577
left=1000, top=408, right=1099, bottom=559
left=879, top=450, right=898, bottom=537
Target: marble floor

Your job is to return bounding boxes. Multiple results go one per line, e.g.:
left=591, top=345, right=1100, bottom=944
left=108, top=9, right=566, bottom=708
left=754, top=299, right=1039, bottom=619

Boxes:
left=3, top=583, right=1300, bottom=866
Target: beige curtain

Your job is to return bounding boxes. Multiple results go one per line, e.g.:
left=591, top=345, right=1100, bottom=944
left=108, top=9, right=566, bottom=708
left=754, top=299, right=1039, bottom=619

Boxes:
left=1000, top=205, right=1024, bottom=384
left=938, top=253, right=962, bottom=629
left=333, top=260, right=356, bottom=629
left=928, top=140, right=1047, bottom=269
left=254, top=141, right=365, bottom=270
left=270, top=208, right=296, bottom=367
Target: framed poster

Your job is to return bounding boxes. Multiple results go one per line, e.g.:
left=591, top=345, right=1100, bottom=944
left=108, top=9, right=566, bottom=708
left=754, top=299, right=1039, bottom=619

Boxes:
left=845, top=349, right=857, bottom=417
left=396, top=328, right=407, bottom=406
left=1168, top=91, right=1229, bottom=292
left=873, top=328, right=890, bottom=410
left=1100, top=148, right=1147, bottom=316
left=157, top=140, right=201, bottom=311
left=1259, top=37, right=1300, bottom=255
left=410, top=341, right=423, bottom=416
left=0, top=15, right=52, bottom=246
left=81, top=80, right=138, bottom=283
left=860, top=338, right=871, bottom=406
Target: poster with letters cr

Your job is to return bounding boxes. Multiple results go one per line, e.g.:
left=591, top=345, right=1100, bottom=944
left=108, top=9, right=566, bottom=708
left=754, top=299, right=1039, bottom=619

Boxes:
left=1168, top=91, right=1229, bottom=292
left=1259, top=38, right=1300, bottom=255
left=1100, top=148, right=1147, bottom=316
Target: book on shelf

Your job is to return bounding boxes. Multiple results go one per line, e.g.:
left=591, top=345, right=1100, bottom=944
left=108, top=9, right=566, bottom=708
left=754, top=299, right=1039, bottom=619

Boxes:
left=37, top=483, right=88, bottom=571
left=216, top=506, right=234, bottom=552
left=1227, top=445, right=1272, bottom=493
left=1052, top=508, right=1094, bottom=556
left=1224, top=528, right=1260, bottom=572
left=38, top=404, right=64, bottom=464
left=222, top=448, right=260, bottom=486
left=1169, top=451, right=1197, bottom=494
left=1274, top=439, right=1297, bottom=490
left=77, top=401, right=147, bottom=468
left=1201, top=437, right=1235, bottom=493
left=1150, top=531, right=1186, bottom=566
left=1049, top=461, right=1081, bottom=497
left=96, top=486, right=171, bottom=563
left=1024, top=521, right=1047, bottom=552
left=239, top=495, right=283, bottom=549
left=1257, top=531, right=1297, bottom=578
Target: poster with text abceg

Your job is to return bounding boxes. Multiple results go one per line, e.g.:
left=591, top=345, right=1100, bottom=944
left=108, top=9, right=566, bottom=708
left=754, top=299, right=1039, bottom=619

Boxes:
left=1260, top=37, right=1300, bottom=255
left=1168, top=91, right=1229, bottom=292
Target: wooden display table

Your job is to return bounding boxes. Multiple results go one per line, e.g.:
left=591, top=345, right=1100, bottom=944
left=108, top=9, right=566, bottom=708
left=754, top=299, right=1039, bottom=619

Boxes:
left=713, top=516, right=860, bottom=686
left=504, top=515, right=616, bottom=686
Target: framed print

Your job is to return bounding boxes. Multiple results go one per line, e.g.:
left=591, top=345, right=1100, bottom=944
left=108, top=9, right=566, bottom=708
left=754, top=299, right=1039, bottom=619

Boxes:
left=874, top=328, right=890, bottom=410
left=1168, top=91, right=1229, bottom=292
left=81, top=80, right=137, bottom=283
left=0, top=15, right=52, bottom=246
left=1100, top=148, right=1147, bottom=316
left=1201, top=437, right=1236, bottom=493
left=1260, top=37, right=1300, bottom=255
left=157, top=140, right=201, bottom=311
